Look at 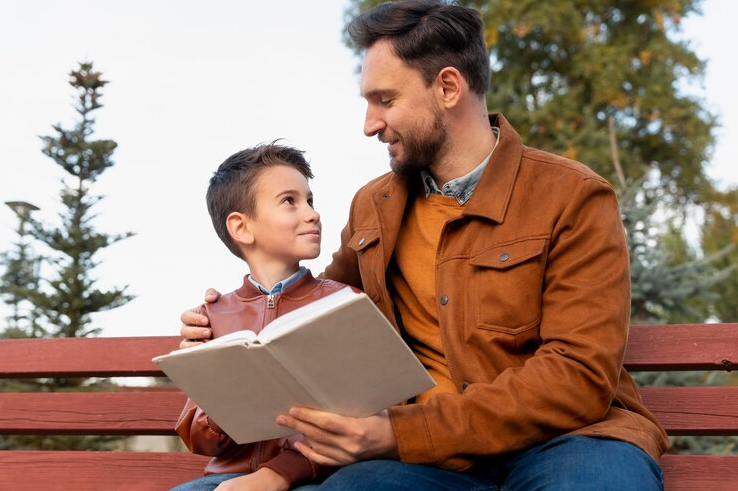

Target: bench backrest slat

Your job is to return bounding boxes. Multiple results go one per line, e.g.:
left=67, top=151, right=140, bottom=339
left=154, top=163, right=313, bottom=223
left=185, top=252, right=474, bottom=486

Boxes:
left=1, top=387, right=735, bottom=437
left=624, top=324, right=737, bottom=371
left=0, top=392, right=186, bottom=435
left=0, top=323, right=736, bottom=378
left=0, top=336, right=181, bottom=377
left=0, top=451, right=208, bottom=491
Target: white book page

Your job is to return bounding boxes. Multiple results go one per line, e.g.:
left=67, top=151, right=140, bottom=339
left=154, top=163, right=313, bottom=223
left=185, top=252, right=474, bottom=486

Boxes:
left=255, top=287, right=358, bottom=344
left=161, top=328, right=258, bottom=358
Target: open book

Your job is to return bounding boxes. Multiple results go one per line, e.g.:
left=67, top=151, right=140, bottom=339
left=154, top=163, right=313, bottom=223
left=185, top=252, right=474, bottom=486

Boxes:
left=153, top=287, right=435, bottom=444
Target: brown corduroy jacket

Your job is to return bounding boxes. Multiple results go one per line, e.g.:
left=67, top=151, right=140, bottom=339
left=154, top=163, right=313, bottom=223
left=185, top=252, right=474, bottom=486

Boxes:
left=323, top=113, right=669, bottom=471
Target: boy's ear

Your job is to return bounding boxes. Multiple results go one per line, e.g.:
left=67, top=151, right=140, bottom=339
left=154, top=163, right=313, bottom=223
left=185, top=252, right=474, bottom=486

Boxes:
left=435, top=66, right=463, bottom=108
left=226, top=212, right=255, bottom=246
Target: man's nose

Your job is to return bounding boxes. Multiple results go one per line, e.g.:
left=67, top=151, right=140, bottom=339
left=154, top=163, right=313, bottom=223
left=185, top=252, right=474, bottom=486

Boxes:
left=364, top=106, right=385, bottom=137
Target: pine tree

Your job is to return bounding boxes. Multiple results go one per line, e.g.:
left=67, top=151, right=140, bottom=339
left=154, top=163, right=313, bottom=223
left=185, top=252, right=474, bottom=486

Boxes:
left=0, top=62, right=134, bottom=451
left=0, top=202, right=43, bottom=338
left=619, top=179, right=734, bottom=325
left=31, top=62, right=134, bottom=338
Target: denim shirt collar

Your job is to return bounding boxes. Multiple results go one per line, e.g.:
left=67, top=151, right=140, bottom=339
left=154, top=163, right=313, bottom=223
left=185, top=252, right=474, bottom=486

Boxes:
left=247, top=266, right=308, bottom=295
left=421, top=126, right=500, bottom=205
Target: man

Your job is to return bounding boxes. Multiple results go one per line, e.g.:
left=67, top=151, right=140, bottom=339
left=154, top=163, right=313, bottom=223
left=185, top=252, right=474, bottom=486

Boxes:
left=182, top=1, right=668, bottom=489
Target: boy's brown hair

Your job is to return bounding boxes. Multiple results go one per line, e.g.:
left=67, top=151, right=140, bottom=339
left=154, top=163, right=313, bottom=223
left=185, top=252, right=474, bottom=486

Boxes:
left=206, top=141, right=313, bottom=259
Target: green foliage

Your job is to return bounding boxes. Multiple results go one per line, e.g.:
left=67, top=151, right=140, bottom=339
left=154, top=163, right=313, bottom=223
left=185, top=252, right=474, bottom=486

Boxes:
left=345, top=0, right=736, bottom=456
left=29, top=62, right=135, bottom=338
left=700, top=187, right=738, bottom=322
left=0, top=62, right=134, bottom=452
left=344, top=0, right=717, bottom=205
left=344, top=0, right=734, bottom=322
left=621, top=178, right=735, bottom=324
left=0, top=211, right=44, bottom=337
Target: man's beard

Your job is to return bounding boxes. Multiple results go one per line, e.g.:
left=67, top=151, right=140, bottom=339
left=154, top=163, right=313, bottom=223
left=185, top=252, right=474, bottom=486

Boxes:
left=387, top=105, right=447, bottom=178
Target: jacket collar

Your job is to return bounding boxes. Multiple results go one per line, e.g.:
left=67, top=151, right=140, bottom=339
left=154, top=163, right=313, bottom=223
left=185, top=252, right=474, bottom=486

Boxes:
left=234, top=269, right=319, bottom=300
left=461, top=113, right=522, bottom=224
left=371, top=172, right=413, bottom=270
left=366, top=113, right=522, bottom=263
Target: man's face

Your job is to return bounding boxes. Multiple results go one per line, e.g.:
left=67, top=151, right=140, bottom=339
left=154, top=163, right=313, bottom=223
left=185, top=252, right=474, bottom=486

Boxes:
left=360, top=38, right=447, bottom=176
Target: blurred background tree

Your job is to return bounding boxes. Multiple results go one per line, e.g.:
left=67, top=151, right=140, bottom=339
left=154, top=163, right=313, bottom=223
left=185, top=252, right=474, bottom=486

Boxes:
left=345, top=0, right=737, bottom=454
left=0, top=62, right=134, bottom=451
left=344, top=0, right=735, bottom=324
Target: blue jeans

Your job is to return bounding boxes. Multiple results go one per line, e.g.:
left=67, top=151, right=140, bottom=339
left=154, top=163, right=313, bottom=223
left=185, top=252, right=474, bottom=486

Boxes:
left=170, top=472, right=322, bottom=491
left=310, top=436, right=663, bottom=491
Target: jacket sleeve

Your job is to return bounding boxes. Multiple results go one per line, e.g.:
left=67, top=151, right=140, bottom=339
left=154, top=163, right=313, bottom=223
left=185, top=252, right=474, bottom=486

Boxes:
left=176, top=399, right=334, bottom=485
left=259, top=435, right=337, bottom=484
left=388, top=177, right=632, bottom=469
left=175, top=398, right=237, bottom=456
left=322, top=192, right=364, bottom=289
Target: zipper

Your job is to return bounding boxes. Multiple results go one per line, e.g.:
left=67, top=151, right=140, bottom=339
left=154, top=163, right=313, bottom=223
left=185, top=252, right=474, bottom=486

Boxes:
left=267, top=294, right=275, bottom=309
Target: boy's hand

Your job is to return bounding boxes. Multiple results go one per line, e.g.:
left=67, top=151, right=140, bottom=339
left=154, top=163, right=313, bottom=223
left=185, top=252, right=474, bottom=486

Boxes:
left=213, top=468, right=289, bottom=491
left=276, top=408, right=399, bottom=466
left=178, top=288, right=220, bottom=349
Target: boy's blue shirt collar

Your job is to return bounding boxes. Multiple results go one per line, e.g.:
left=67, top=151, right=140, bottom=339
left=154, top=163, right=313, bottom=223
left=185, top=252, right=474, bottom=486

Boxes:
left=247, top=266, right=308, bottom=296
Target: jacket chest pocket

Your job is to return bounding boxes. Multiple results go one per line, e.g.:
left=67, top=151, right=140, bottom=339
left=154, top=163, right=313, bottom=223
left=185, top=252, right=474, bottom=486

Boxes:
left=469, top=237, right=547, bottom=335
left=348, top=228, right=383, bottom=302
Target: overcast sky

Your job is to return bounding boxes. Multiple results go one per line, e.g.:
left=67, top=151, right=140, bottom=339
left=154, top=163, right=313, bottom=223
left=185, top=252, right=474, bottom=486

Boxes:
left=1, top=0, right=736, bottom=338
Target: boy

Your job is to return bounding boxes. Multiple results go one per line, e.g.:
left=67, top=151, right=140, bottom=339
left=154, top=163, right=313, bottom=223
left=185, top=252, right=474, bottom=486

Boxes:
left=172, top=142, right=349, bottom=491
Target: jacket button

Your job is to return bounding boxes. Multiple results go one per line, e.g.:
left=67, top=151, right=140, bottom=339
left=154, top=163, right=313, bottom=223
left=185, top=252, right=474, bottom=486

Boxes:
left=358, top=237, right=365, bottom=246
left=440, top=295, right=448, bottom=305
left=461, top=382, right=470, bottom=392
left=499, top=252, right=510, bottom=262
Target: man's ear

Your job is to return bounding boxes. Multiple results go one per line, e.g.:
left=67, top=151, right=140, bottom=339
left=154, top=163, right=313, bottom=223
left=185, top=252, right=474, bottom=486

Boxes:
left=226, top=212, right=255, bottom=246
left=435, top=67, right=463, bottom=108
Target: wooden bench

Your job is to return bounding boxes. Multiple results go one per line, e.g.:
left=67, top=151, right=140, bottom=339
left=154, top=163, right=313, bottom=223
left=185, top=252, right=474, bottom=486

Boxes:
left=0, top=323, right=736, bottom=490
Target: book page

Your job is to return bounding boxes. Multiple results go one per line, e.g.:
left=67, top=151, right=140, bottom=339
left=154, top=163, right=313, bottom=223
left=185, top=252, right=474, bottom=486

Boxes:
left=155, top=328, right=258, bottom=359
left=255, top=287, right=358, bottom=344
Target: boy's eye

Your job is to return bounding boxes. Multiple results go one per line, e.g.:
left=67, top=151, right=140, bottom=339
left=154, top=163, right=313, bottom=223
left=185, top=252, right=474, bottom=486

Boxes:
left=308, top=198, right=314, bottom=208
left=282, top=197, right=295, bottom=205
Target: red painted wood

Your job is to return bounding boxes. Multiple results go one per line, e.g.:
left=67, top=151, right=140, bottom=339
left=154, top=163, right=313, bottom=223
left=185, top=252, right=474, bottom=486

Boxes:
left=0, top=323, right=734, bottom=378
left=0, top=451, right=209, bottom=490
left=639, top=387, right=738, bottom=435
left=0, top=391, right=188, bottom=434
left=0, top=451, right=734, bottom=491
left=625, top=324, right=738, bottom=371
left=1, top=387, right=734, bottom=436
left=0, top=336, right=180, bottom=377
left=661, top=455, right=738, bottom=491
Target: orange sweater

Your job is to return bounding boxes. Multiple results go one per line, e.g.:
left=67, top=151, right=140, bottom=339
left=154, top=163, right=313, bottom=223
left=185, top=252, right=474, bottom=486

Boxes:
left=388, top=189, right=464, bottom=403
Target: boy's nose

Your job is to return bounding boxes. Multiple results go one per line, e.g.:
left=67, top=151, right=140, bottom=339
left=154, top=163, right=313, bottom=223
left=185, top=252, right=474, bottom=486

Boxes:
left=306, top=207, right=320, bottom=223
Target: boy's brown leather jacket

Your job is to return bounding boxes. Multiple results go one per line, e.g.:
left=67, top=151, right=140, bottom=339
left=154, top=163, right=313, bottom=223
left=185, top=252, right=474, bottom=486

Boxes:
left=323, top=114, right=669, bottom=471
left=176, top=272, right=347, bottom=484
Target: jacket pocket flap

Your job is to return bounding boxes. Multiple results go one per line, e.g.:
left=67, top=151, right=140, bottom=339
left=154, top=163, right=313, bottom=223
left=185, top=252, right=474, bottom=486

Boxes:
left=348, top=229, right=380, bottom=253
left=470, top=238, right=546, bottom=269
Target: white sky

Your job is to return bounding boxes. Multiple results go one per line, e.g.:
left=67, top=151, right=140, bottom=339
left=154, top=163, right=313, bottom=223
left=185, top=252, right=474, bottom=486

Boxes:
left=1, top=0, right=736, bottom=338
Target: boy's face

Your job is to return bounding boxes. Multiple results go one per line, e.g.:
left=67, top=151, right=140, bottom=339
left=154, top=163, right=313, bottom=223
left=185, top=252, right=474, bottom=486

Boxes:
left=247, top=164, right=321, bottom=267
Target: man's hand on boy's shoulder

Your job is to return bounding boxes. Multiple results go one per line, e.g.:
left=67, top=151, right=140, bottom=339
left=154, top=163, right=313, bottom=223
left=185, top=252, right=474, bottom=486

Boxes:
left=178, top=288, right=220, bottom=349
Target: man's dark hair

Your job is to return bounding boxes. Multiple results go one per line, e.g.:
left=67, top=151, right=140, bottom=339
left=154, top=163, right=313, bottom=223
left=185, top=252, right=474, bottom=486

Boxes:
left=348, top=0, right=490, bottom=95
left=206, top=141, right=313, bottom=259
